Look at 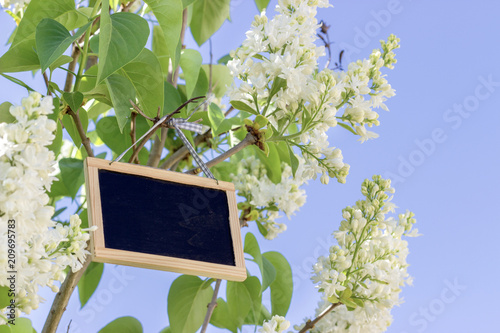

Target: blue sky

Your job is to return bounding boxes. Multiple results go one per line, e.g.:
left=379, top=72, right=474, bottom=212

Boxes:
left=1, top=0, right=500, bottom=332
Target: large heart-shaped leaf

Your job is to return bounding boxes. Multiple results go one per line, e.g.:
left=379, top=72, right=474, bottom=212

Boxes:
left=167, top=275, right=213, bottom=333
left=36, top=18, right=91, bottom=72
left=59, top=158, right=85, bottom=199
left=190, top=0, right=230, bottom=46
left=0, top=39, right=39, bottom=73
left=105, top=74, right=136, bottom=132
left=121, top=48, right=164, bottom=119
left=244, top=233, right=277, bottom=292
left=11, top=0, right=75, bottom=47
left=179, top=49, right=202, bottom=99
left=97, top=8, right=149, bottom=83
left=143, top=0, right=183, bottom=67
left=263, top=251, right=293, bottom=316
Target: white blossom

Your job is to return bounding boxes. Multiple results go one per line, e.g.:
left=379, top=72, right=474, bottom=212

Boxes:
left=260, top=315, right=290, bottom=333
left=0, top=0, right=29, bottom=12
left=308, top=175, right=419, bottom=332
left=0, top=92, right=95, bottom=321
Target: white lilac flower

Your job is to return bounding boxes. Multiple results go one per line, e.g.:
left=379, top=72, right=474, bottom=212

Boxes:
left=231, top=156, right=306, bottom=239
left=308, top=175, right=419, bottom=332
left=228, top=0, right=400, bottom=185
left=0, top=92, right=95, bottom=321
left=260, top=315, right=290, bottom=333
left=0, top=0, right=30, bottom=12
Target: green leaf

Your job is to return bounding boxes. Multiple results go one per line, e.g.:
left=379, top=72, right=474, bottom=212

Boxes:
left=143, top=0, right=183, bottom=68
left=179, top=49, right=202, bottom=99
left=97, top=10, right=150, bottom=83
left=208, top=103, right=225, bottom=136
left=152, top=25, right=170, bottom=78
left=210, top=298, right=237, bottom=333
left=190, top=0, right=230, bottom=46
left=226, top=281, right=252, bottom=328
left=0, top=73, right=35, bottom=92
left=254, top=0, right=270, bottom=12
left=0, top=286, right=11, bottom=308
left=159, top=327, right=171, bottom=333
left=55, top=9, right=90, bottom=31
left=201, top=64, right=232, bottom=98
left=182, top=0, right=197, bottom=7
left=167, top=275, right=213, bottom=333
left=121, top=48, right=164, bottom=119
left=217, top=54, right=232, bottom=65
left=263, top=251, right=293, bottom=316
left=230, top=100, right=258, bottom=115
left=12, top=0, right=76, bottom=47
left=78, top=262, right=104, bottom=308
left=0, top=102, right=15, bottom=123
left=241, top=276, right=264, bottom=325
left=48, top=121, right=63, bottom=156
left=163, top=81, right=182, bottom=115
left=244, top=233, right=276, bottom=292
left=59, top=158, right=85, bottom=199
left=62, top=109, right=88, bottom=147
left=269, top=77, right=287, bottom=98
left=288, top=143, right=299, bottom=177
left=9, top=318, right=34, bottom=333
left=254, top=142, right=282, bottom=184
left=0, top=324, right=11, bottom=333
left=36, top=19, right=90, bottom=73
left=49, top=55, right=73, bottom=72
left=105, top=74, right=136, bottom=132
left=88, top=101, right=111, bottom=120
left=338, top=122, right=357, bottom=135
left=63, top=91, right=84, bottom=112
left=0, top=39, right=39, bottom=73
left=98, top=316, right=143, bottom=333
left=96, top=116, right=149, bottom=163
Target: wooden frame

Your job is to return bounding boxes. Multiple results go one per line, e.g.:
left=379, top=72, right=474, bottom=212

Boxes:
left=84, top=157, right=246, bottom=282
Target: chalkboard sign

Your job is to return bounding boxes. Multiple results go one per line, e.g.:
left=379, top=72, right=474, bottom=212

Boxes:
left=84, top=157, right=246, bottom=281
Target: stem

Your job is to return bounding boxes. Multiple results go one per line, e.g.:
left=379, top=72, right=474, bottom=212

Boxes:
left=130, top=112, right=139, bottom=163
left=185, top=132, right=257, bottom=175
left=73, top=0, right=101, bottom=92
left=42, top=260, right=92, bottom=333
left=148, top=7, right=188, bottom=167
left=42, top=72, right=52, bottom=96
left=298, top=303, right=341, bottom=333
left=67, top=109, right=94, bottom=158
left=63, top=45, right=80, bottom=92
left=200, top=279, right=222, bottom=333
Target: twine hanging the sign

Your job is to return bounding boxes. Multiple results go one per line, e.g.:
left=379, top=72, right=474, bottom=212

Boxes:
left=111, top=98, right=215, bottom=180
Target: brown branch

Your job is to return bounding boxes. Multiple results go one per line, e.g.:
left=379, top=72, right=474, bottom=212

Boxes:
left=298, top=303, right=341, bottom=333
left=200, top=279, right=222, bottom=333
left=160, top=106, right=234, bottom=170
left=67, top=109, right=94, bottom=158
left=185, top=132, right=257, bottom=175
left=148, top=7, right=189, bottom=168
left=63, top=45, right=80, bottom=92
left=42, top=252, right=92, bottom=333
left=42, top=72, right=52, bottom=96
left=130, top=112, right=139, bottom=164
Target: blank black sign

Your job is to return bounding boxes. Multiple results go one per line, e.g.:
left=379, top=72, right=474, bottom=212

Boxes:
left=98, top=169, right=236, bottom=266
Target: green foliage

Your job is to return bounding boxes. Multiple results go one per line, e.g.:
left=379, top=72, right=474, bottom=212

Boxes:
left=144, top=0, right=183, bottom=68
left=230, top=100, right=258, bottom=115
left=0, top=102, right=14, bottom=123
left=62, top=108, right=88, bottom=147
left=167, top=275, right=213, bottom=333
left=97, top=9, right=150, bottom=83
left=0, top=286, right=11, bottom=309
left=62, top=91, right=84, bottom=113
left=120, top=49, right=164, bottom=119
left=0, top=39, right=39, bottom=73
left=190, top=0, right=231, bottom=46
left=78, top=262, right=104, bottom=308
left=59, top=158, right=85, bottom=199
left=179, top=49, right=202, bottom=99
left=35, top=19, right=90, bottom=73
left=263, top=252, right=293, bottom=316
left=254, top=0, right=271, bottom=12
left=98, top=316, right=143, bottom=333
left=244, top=233, right=276, bottom=292
left=201, top=64, right=232, bottom=98
left=105, top=74, right=136, bottom=132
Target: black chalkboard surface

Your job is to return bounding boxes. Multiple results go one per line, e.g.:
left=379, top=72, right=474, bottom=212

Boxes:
left=84, top=157, right=246, bottom=281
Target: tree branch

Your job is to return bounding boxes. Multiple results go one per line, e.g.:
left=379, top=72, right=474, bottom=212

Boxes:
left=298, top=303, right=341, bottom=333
left=185, top=132, right=257, bottom=175
left=200, top=279, right=222, bottom=333
left=63, top=45, right=80, bottom=93
left=42, top=250, right=92, bottom=333
left=130, top=112, right=139, bottom=164
left=67, top=109, right=94, bottom=158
